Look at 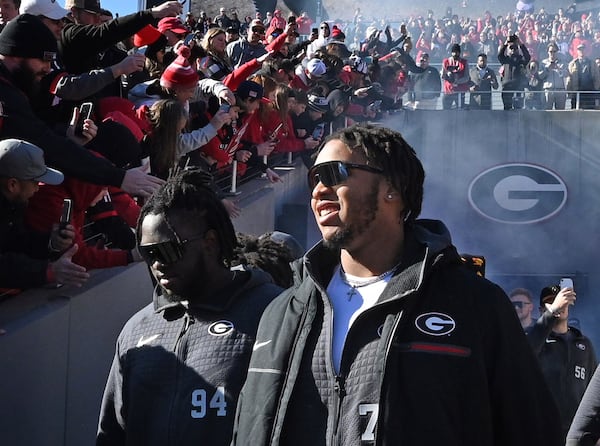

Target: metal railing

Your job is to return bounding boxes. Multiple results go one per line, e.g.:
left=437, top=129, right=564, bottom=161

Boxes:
left=398, top=89, right=600, bottom=111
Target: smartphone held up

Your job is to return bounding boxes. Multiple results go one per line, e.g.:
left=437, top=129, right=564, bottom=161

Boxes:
left=75, top=102, right=93, bottom=137
left=59, top=198, right=72, bottom=231
left=560, top=278, right=574, bottom=290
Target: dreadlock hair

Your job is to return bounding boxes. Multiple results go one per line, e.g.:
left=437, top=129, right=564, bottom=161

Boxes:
left=232, top=233, right=294, bottom=288
left=136, top=168, right=237, bottom=267
left=323, top=124, right=425, bottom=223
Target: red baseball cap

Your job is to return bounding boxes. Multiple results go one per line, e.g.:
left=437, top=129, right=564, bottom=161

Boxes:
left=158, top=17, right=187, bottom=35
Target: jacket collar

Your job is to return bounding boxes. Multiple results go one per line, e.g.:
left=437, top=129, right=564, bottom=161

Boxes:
left=298, top=219, right=458, bottom=302
left=152, top=268, right=274, bottom=316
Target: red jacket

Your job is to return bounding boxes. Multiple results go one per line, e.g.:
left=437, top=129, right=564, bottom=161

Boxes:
left=25, top=173, right=130, bottom=270
left=261, top=109, right=305, bottom=153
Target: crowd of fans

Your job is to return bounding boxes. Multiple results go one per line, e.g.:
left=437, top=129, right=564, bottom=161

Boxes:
left=1, top=0, right=600, bottom=296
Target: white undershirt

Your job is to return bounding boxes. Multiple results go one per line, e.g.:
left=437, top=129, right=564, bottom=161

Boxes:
left=327, top=265, right=392, bottom=373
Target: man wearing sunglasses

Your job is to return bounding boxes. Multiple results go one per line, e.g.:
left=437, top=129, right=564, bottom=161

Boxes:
left=509, top=287, right=536, bottom=330
left=232, top=124, right=562, bottom=446
left=226, top=18, right=267, bottom=69
left=97, top=169, right=282, bottom=445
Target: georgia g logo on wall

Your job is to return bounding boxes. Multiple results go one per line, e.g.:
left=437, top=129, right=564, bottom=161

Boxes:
left=468, top=163, right=567, bottom=224
left=415, top=313, right=456, bottom=336
left=208, top=320, right=235, bottom=336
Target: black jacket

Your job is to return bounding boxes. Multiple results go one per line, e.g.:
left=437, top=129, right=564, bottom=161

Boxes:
left=0, top=194, right=52, bottom=289
left=232, top=220, right=562, bottom=446
left=0, top=62, right=125, bottom=187
left=567, top=364, right=600, bottom=445
left=60, top=11, right=155, bottom=76
left=497, top=43, right=531, bottom=88
left=96, top=269, right=282, bottom=446
left=411, top=66, right=442, bottom=100
left=527, top=313, right=597, bottom=438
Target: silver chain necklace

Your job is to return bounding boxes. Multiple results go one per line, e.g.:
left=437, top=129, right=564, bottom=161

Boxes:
left=339, top=262, right=401, bottom=301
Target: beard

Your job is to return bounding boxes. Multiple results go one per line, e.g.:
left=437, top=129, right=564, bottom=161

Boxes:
left=12, top=60, right=42, bottom=99
left=323, top=180, right=380, bottom=250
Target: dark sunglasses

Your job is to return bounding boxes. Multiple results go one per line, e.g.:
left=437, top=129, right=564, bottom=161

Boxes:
left=307, top=161, right=384, bottom=190
left=511, top=301, right=531, bottom=309
left=251, top=26, right=265, bottom=34
left=138, top=234, right=205, bottom=265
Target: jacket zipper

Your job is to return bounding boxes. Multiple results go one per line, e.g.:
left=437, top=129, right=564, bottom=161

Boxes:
left=168, top=312, right=195, bottom=445
left=269, top=292, right=312, bottom=445
left=332, top=373, right=346, bottom=445
left=330, top=294, right=409, bottom=446
left=174, top=312, right=195, bottom=357
left=375, top=310, right=404, bottom=446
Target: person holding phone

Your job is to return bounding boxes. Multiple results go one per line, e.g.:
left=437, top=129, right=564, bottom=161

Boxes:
left=525, top=282, right=598, bottom=442
left=0, top=139, right=89, bottom=290
left=0, top=14, right=164, bottom=200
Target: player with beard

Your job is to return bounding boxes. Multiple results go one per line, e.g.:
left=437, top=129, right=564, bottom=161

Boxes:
left=96, top=168, right=282, bottom=446
left=231, top=124, right=562, bottom=446
left=0, top=14, right=163, bottom=199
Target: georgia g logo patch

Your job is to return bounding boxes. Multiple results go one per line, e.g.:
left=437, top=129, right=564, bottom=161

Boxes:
left=208, top=320, right=235, bottom=336
left=415, top=313, right=456, bottom=336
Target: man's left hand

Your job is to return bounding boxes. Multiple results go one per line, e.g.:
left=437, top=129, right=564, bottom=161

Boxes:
left=50, top=223, right=75, bottom=252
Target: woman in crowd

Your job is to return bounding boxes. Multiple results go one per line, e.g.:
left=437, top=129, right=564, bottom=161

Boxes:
left=198, top=27, right=234, bottom=81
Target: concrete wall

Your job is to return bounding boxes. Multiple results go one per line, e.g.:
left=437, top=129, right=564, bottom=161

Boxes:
left=0, top=264, right=154, bottom=446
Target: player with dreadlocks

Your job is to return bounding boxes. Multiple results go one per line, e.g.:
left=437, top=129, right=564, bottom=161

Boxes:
left=97, top=168, right=283, bottom=446
left=231, top=124, right=561, bottom=446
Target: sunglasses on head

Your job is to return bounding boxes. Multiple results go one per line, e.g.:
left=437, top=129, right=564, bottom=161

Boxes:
left=138, top=234, right=205, bottom=265
left=307, top=161, right=384, bottom=190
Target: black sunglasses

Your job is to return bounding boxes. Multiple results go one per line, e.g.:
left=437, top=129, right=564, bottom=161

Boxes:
left=138, top=234, right=205, bottom=265
left=251, top=26, right=265, bottom=33
left=511, top=301, right=531, bottom=309
left=307, top=161, right=384, bottom=190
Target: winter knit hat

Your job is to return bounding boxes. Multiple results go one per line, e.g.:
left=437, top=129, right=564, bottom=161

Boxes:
left=160, top=45, right=199, bottom=90
left=331, top=26, right=345, bottom=40
left=307, top=94, right=329, bottom=113
left=0, top=13, right=57, bottom=61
